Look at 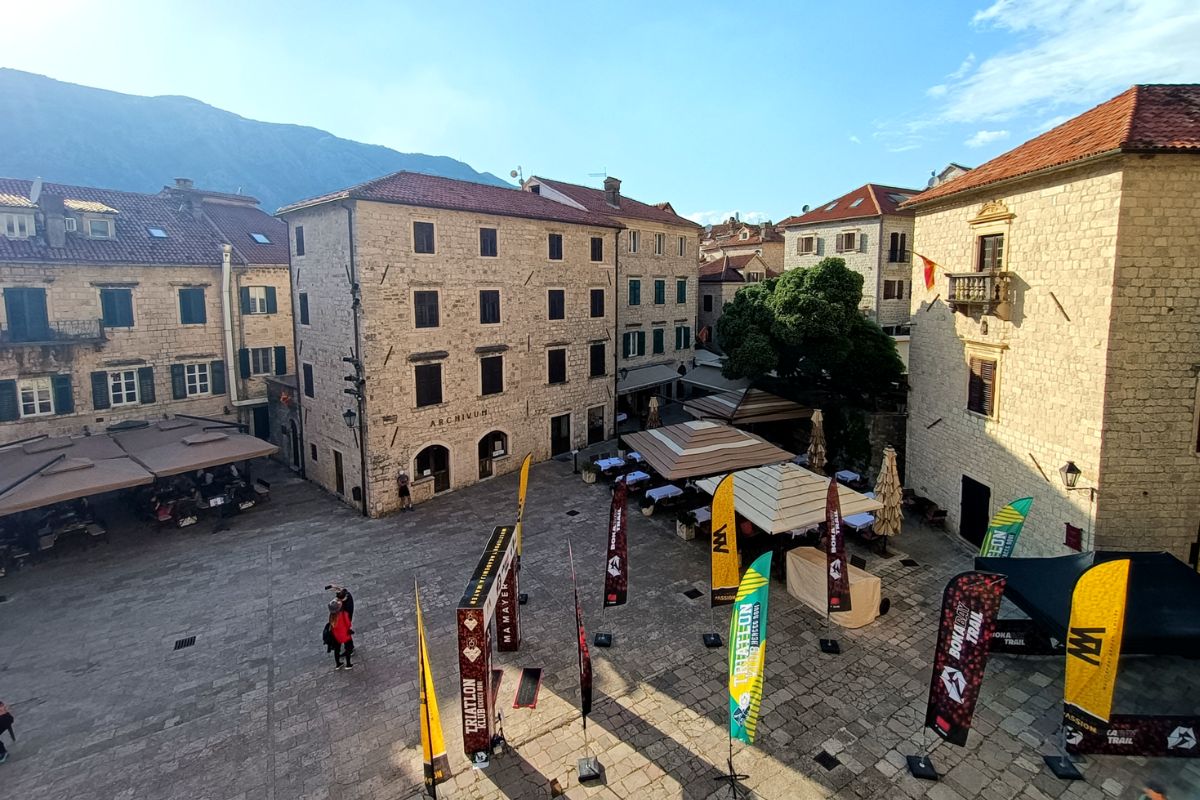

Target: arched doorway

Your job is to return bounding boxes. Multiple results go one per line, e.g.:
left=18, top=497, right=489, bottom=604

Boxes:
left=416, top=444, right=451, bottom=493
left=477, top=431, right=508, bottom=479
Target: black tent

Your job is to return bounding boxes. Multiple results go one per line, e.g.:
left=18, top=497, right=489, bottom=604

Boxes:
left=975, top=551, right=1200, bottom=657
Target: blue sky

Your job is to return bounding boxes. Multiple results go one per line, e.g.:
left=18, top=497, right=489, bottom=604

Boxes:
left=5, top=0, right=1200, bottom=222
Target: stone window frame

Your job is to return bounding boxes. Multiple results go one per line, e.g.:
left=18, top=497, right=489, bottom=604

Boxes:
left=677, top=236, right=687, bottom=257
left=963, top=341, right=1006, bottom=421
left=653, top=232, right=666, bottom=256
left=590, top=236, right=604, bottom=263
left=651, top=326, right=666, bottom=355
left=479, top=227, right=499, bottom=259
left=796, top=235, right=816, bottom=255
left=969, top=202, right=1015, bottom=273
left=18, top=376, right=55, bottom=417
left=675, top=278, right=687, bottom=305
left=628, top=230, right=640, bottom=254
left=589, top=288, right=605, bottom=319
left=479, top=353, right=505, bottom=397
left=628, top=277, right=642, bottom=306
left=108, top=369, right=140, bottom=407
left=184, top=362, right=211, bottom=397
left=98, top=286, right=136, bottom=329
left=703, top=294, right=714, bottom=313
left=412, top=288, right=441, bottom=330
left=589, top=341, right=607, bottom=378
left=546, top=346, right=569, bottom=385
left=249, top=347, right=274, bottom=376
left=412, top=219, right=437, bottom=255
left=547, top=232, right=564, bottom=261
left=478, top=288, right=502, bottom=326
left=835, top=229, right=861, bottom=253
left=413, top=362, right=444, bottom=408
left=653, top=278, right=666, bottom=306
left=547, top=287, right=566, bottom=321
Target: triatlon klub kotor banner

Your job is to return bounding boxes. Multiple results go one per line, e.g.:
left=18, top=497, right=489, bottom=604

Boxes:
left=824, top=478, right=851, bottom=613
left=978, top=497, right=1033, bottom=558
left=729, top=551, right=772, bottom=744
left=416, top=585, right=450, bottom=796
left=924, top=571, right=1006, bottom=746
left=710, top=474, right=740, bottom=607
left=515, top=453, right=532, bottom=557
left=569, top=541, right=593, bottom=727
left=603, top=478, right=628, bottom=608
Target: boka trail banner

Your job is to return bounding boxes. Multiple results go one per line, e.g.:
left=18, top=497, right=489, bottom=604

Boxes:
left=710, top=474, right=740, bottom=607
left=568, top=541, right=593, bottom=726
left=924, top=571, right=1007, bottom=746
left=729, top=551, right=772, bottom=744
left=978, top=497, right=1034, bottom=558
left=603, top=478, right=629, bottom=607
left=824, top=478, right=851, bottom=613
left=1063, top=559, right=1129, bottom=738
left=416, top=586, right=450, bottom=796
left=515, top=453, right=532, bottom=557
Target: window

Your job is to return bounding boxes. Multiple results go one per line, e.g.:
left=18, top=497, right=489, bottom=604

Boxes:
left=967, top=357, right=996, bottom=417
left=547, top=348, right=567, bottom=384
left=413, top=221, right=436, bottom=254
left=548, top=233, right=563, bottom=260
left=629, top=230, right=640, bottom=253
left=676, top=278, right=687, bottom=304
left=589, top=288, right=605, bottom=318
left=185, top=363, right=210, bottom=396
left=622, top=330, right=646, bottom=358
left=883, top=280, right=905, bottom=300
left=652, top=327, right=665, bottom=354
left=250, top=347, right=274, bottom=375
left=2, top=213, right=34, bottom=239
left=178, top=287, right=206, bottom=325
left=675, top=325, right=692, bottom=350
left=703, top=294, right=714, bottom=312
left=250, top=232, right=271, bottom=244
left=548, top=289, right=565, bottom=320
left=481, top=355, right=504, bottom=396
left=797, top=235, right=816, bottom=255
left=589, top=342, right=606, bottom=377
left=414, top=290, right=439, bottom=328
left=148, top=227, right=168, bottom=238
left=590, top=237, right=604, bottom=262
left=978, top=234, right=1004, bottom=272
left=888, top=232, right=909, bottom=263
left=18, top=377, right=53, bottom=417
left=835, top=231, right=857, bottom=252
left=479, top=290, right=501, bottom=324
left=299, top=292, right=310, bottom=325
left=294, top=225, right=305, bottom=256
left=849, top=198, right=864, bottom=208
left=654, top=233, right=665, bottom=255
left=100, top=288, right=134, bottom=328
left=88, top=218, right=114, bottom=239
left=415, top=363, right=443, bottom=407
left=64, top=217, right=77, bottom=232
left=245, top=286, right=269, bottom=314
left=310, top=443, right=318, bottom=462
left=480, top=227, right=498, bottom=257
left=654, top=279, right=665, bottom=305
left=824, top=202, right=837, bottom=211
left=107, top=370, right=138, bottom=406
left=747, top=271, right=764, bottom=283
left=628, top=279, right=641, bottom=306
left=678, top=236, right=687, bottom=257
left=302, top=363, right=314, bottom=398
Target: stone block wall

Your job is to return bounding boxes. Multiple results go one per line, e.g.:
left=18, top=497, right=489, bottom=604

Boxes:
left=618, top=220, right=700, bottom=371
left=877, top=215, right=916, bottom=328
left=782, top=220, right=884, bottom=313
left=698, top=281, right=745, bottom=349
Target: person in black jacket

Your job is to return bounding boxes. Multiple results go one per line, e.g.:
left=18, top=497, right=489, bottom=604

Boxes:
left=0, top=700, right=14, bottom=763
left=326, top=584, right=354, bottom=622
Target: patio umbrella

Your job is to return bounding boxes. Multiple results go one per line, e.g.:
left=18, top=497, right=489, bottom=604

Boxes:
left=873, top=446, right=903, bottom=554
left=807, top=409, right=827, bottom=475
left=646, top=396, right=661, bottom=429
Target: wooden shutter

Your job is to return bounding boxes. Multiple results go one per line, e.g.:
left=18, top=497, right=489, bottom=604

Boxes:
left=967, top=358, right=983, bottom=413
left=653, top=328, right=664, bottom=354
left=274, top=346, right=287, bottom=375
left=138, top=366, right=156, bottom=404
left=637, top=331, right=646, bottom=355
left=171, top=364, right=187, bottom=399
left=980, top=360, right=995, bottom=416
left=239, top=287, right=251, bottom=314
left=265, top=286, right=278, bottom=314
left=210, top=360, right=226, bottom=395
left=0, top=379, right=17, bottom=422
left=239, top=348, right=252, bottom=378
left=968, top=357, right=996, bottom=416
left=52, top=374, right=74, bottom=415
left=622, top=333, right=631, bottom=358
left=91, top=370, right=111, bottom=410
left=299, top=293, right=309, bottom=325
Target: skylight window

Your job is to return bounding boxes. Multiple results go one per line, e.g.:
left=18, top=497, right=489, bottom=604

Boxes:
left=849, top=198, right=864, bottom=208
left=888, top=194, right=909, bottom=204
left=148, top=227, right=167, bottom=238
left=824, top=202, right=837, bottom=211
left=250, top=232, right=271, bottom=244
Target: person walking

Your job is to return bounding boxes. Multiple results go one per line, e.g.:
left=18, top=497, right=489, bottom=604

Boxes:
left=0, top=700, right=14, bottom=763
left=327, top=599, right=355, bottom=670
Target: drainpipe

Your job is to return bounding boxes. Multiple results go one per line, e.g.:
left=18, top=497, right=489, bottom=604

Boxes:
left=281, top=217, right=305, bottom=478
left=341, top=202, right=369, bottom=518
left=220, top=245, right=259, bottom=411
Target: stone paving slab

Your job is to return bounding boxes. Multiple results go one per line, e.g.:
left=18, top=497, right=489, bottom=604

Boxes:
left=0, top=458, right=1197, bottom=799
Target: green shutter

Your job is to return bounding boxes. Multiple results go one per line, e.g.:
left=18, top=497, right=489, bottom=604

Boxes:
left=100, top=289, right=117, bottom=326
left=622, top=333, right=631, bottom=358
left=654, top=280, right=665, bottom=305
left=210, top=360, right=226, bottom=395
left=299, top=293, right=310, bottom=325
left=171, top=364, right=187, bottom=399
left=637, top=331, right=646, bottom=355
left=91, top=371, right=110, bottom=410
left=265, top=286, right=278, bottom=314
left=52, top=374, right=74, bottom=415
left=138, top=366, right=155, bottom=404
left=238, top=348, right=252, bottom=379
left=653, top=328, right=664, bottom=354
left=239, top=287, right=251, bottom=314
left=0, top=379, right=17, bottom=422
left=677, top=279, right=686, bottom=304
left=274, top=346, right=287, bottom=375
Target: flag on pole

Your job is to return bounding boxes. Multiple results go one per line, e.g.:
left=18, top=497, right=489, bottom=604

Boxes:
left=416, top=585, right=450, bottom=796
left=825, top=478, right=851, bottom=613
left=710, top=474, right=740, bottom=607
left=1064, top=559, right=1130, bottom=733
left=978, top=497, right=1034, bottom=558
left=568, top=541, right=593, bottom=727
left=603, top=479, right=629, bottom=607
left=515, top=453, right=532, bottom=557
left=916, top=253, right=939, bottom=291
left=729, top=552, right=772, bottom=744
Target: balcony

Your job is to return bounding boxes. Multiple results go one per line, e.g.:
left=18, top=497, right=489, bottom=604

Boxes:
left=946, top=271, right=1011, bottom=320
left=0, top=319, right=107, bottom=347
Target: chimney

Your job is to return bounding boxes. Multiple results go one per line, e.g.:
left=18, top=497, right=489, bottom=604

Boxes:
left=175, top=177, right=194, bottom=190
left=39, top=195, right=67, bottom=248
left=603, top=177, right=621, bottom=207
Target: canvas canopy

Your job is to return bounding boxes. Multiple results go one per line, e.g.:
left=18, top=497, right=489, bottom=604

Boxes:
left=684, top=388, right=812, bottom=425
left=0, top=435, right=154, bottom=517
left=679, top=365, right=749, bottom=394
left=696, top=462, right=882, bottom=534
left=976, top=551, right=1200, bottom=657
left=617, top=364, right=679, bottom=394
left=622, top=420, right=793, bottom=481
left=112, top=418, right=277, bottom=477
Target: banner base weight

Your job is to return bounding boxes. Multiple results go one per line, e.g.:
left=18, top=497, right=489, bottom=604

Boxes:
left=593, top=632, right=613, bottom=648
left=1043, top=755, right=1083, bottom=781
left=577, top=757, right=603, bottom=783
left=702, top=633, right=723, bottom=648
left=819, top=638, right=841, bottom=654
left=518, top=593, right=528, bottom=605
left=905, top=755, right=938, bottom=781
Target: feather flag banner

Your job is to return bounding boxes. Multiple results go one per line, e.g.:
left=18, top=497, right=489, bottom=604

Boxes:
left=416, top=586, right=451, bottom=796
left=728, top=552, right=772, bottom=744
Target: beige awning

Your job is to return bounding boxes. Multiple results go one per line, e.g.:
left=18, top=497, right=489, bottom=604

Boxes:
left=621, top=420, right=793, bottom=481
left=679, top=365, right=749, bottom=394
left=617, top=363, right=679, bottom=394
left=684, top=388, right=812, bottom=425
left=0, top=435, right=154, bottom=517
left=696, top=462, right=883, bottom=534
left=113, top=418, right=278, bottom=477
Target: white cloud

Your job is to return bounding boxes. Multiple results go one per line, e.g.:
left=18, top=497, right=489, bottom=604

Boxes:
left=926, top=84, right=948, bottom=98
left=948, top=53, right=976, bottom=80
left=849, top=135, right=861, bottom=144
left=686, top=210, right=769, bottom=226
left=965, top=129, right=1010, bottom=147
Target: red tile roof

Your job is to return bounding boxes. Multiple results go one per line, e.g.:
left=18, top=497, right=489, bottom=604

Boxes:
left=906, top=84, right=1200, bottom=207
left=699, top=254, right=776, bottom=283
left=279, top=171, right=622, bottom=229
left=780, top=184, right=917, bottom=227
left=531, top=177, right=701, bottom=228
left=0, top=178, right=284, bottom=266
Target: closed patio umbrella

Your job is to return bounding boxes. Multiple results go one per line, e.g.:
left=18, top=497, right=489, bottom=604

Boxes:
left=646, top=395, right=661, bottom=429
left=807, top=409, right=827, bottom=475
left=873, top=445, right=902, bottom=555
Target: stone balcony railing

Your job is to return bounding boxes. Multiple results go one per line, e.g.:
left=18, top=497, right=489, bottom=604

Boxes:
left=946, top=271, right=1012, bottom=320
left=0, top=318, right=107, bottom=347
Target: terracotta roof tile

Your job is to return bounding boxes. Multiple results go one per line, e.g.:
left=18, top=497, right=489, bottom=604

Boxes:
left=781, top=184, right=917, bottom=226
left=906, top=84, right=1200, bottom=207
left=699, top=253, right=776, bottom=283
left=531, top=177, right=700, bottom=228
left=200, top=201, right=289, bottom=265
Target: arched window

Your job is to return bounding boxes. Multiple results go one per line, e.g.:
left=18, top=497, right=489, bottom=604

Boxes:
left=478, top=431, right=508, bottom=479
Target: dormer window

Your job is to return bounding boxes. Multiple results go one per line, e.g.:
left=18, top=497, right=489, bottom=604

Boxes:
left=250, top=232, right=271, bottom=244
left=64, top=217, right=77, bottom=232
left=87, top=218, right=114, bottom=239
left=740, top=231, right=749, bottom=240
left=2, top=213, right=34, bottom=239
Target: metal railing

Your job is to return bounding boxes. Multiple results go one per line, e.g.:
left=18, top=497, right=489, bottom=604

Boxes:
left=887, top=249, right=910, bottom=263
left=0, top=318, right=106, bottom=346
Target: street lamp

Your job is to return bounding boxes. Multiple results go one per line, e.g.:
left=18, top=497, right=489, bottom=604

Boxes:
left=342, top=408, right=357, bottom=429
left=1059, top=461, right=1082, bottom=489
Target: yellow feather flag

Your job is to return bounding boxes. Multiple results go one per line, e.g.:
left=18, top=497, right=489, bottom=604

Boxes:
left=515, top=453, right=532, bottom=557
left=416, top=585, right=450, bottom=796
left=1064, top=559, right=1129, bottom=734
left=710, top=474, right=740, bottom=607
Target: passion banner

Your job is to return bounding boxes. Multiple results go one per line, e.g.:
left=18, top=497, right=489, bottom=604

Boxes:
left=978, top=497, right=1033, bottom=558
left=603, top=479, right=629, bottom=607
left=568, top=540, right=593, bottom=727
left=824, top=478, right=851, bottom=613
left=729, top=551, right=772, bottom=744
left=710, top=474, right=740, bottom=607
left=515, top=453, right=532, bottom=557
left=416, top=586, right=451, bottom=796
left=924, top=571, right=1007, bottom=746
left=1063, top=559, right=1129, bottom=736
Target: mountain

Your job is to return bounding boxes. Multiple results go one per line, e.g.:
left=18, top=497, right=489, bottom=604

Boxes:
left=0, top=69, right=511, bottom=212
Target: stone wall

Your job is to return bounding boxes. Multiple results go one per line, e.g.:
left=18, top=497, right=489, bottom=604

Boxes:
left=617, top=220, right=700, bottom=373
left=877, top=215, right=916, bottom=328
left=698, top=280, right=746, bottom=350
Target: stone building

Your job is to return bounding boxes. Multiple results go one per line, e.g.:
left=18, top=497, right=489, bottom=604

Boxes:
left=277, top=172, right=626, bottom=515
left=904, top=84, right=1200, bottom=562
left=699, top=218, right=785, bottom=271
left=524, top=177, right=702, bottom=417
left=779, top=184, right=919, bottom=366
left=0, top=177, right=290, bottom=440
left=697, top=253, right=776, bottom=348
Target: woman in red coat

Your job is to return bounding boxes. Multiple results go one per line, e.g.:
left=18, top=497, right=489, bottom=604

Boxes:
left=327, top=600, right=355, bottom=670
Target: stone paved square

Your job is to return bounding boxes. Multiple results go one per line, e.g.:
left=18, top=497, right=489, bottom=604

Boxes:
left=1, top=458, right=1197, bottom=799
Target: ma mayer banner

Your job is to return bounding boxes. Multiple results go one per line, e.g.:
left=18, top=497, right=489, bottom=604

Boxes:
left=729, top=551, right=772, bottom=744
left=711, top=474, right=740, bottom=607
left=416, top=586, right=450, bottom=796
left=569, top=541, right=593, bottom=726
left=515, top=453, right=532, bottom=557
left=824, top=478, right=851, bottom=613
left=924, top=571, right=1006, bottom=746
left=603, top=478, right=629, bottom=608
left=978, top=497, right=1033, bottom=558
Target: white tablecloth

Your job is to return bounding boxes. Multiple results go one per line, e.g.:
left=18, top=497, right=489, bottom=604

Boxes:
left=646, top=484, right=683, bottom=502
left=835, top=469, right=860, bottom=483
left=785, top=547, right=881, bottom=629
left=622, top=470, right=650, bottom=485
left=596, top=457, right=625, bottom=471
left=844, top=512, right=875, bottom=531
left=691, top=507, right=712, bottom=524
left=627, top=451, right=645, bottom=463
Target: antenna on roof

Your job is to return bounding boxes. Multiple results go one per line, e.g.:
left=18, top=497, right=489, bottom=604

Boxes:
left=29, top=177, right=43, bottom=204
left=802, top=205, right=810, bottom=213
left=510, top=166, right=524, bottom=183
left=587, top=169, right=607, bottom=180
